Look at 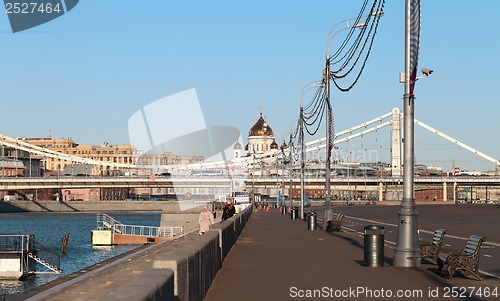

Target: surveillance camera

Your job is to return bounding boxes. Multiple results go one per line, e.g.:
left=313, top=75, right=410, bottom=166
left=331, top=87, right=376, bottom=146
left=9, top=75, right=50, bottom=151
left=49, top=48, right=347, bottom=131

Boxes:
left=421, top=68, right=434, bottom=76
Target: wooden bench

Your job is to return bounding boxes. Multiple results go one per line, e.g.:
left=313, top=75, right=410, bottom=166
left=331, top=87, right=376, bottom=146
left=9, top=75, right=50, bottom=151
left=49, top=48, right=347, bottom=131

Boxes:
left=420, top=228, right=447, bottom=264
left=326, top=214, right=345, bottom=232
left=437, top=235, right=486, bottom=280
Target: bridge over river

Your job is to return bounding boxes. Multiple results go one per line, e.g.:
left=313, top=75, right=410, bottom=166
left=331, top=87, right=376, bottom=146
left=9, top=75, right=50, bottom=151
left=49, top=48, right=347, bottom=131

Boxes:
left=2, top=175, right=500, bottom=203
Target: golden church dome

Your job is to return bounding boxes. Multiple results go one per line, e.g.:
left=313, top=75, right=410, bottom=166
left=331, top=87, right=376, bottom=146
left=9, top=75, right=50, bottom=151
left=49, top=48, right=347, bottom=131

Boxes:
left=270, top=140, right=278, bottom=150
left=249, top=114, right=274, bottom=137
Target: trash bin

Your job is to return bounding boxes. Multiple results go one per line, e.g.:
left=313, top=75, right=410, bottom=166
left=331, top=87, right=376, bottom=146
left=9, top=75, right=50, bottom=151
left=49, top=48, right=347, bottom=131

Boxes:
left=307, top=210, right=317, bottom=230
left=281, top=205, right=287, bottom=215
left=364, top=225, right=384, bottom=267
left=290, top=207, right=298, bottom=219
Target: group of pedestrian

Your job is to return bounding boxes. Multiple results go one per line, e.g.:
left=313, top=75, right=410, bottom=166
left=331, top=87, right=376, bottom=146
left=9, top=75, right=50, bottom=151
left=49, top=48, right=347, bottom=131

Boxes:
left=198, top=198, right=235, bottom=235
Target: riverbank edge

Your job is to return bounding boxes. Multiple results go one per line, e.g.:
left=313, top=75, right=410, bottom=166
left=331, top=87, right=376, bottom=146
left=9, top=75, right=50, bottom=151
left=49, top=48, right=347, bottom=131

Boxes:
left=0, top=199, right=456, bottom=213
left=7, top=205, right=253, bottom=301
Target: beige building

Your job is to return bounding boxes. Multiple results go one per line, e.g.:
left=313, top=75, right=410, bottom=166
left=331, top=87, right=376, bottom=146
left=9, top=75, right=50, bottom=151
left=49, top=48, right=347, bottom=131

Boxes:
left=22, top=138, right=135, bottom=173
left=22, top=138, right=203, bottom=174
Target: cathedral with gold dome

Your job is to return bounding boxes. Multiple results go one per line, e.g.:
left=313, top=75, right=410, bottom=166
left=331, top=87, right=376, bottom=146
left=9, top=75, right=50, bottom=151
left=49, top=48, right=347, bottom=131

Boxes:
left=243, top=108, right=279, bottom=157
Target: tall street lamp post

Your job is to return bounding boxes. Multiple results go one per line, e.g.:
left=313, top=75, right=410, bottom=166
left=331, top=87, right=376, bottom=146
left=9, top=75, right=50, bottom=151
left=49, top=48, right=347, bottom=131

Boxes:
left=286, top=117, right=299, bottom=214
left=394, top=0, right=423, bottom=267
left=252, top=150, right=256, bottom=208
left=280, top=139, right=288, bottom=208
left=324, top=19, right=370, bottom=229
left=300, top=81, right=324, bottom=219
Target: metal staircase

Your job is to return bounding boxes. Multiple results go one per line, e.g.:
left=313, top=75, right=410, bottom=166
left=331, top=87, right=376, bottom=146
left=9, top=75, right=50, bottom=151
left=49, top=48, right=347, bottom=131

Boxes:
left=28, top=238, right=62, bottom=274
left=28, top=254, right=61, bottom=274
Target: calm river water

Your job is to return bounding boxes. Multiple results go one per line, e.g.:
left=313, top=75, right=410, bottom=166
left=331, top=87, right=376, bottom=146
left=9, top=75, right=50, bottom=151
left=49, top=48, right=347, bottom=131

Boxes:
left=0, top=211, right=161, bottom=295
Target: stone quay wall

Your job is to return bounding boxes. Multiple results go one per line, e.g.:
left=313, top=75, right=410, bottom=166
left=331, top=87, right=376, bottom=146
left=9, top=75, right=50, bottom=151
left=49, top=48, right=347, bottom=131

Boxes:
left=23, top=205, right=253, bottom=301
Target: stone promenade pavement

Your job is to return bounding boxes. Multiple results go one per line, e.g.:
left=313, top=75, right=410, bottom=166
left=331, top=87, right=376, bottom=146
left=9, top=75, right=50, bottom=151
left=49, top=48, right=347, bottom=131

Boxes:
left=204, top=209, right=498, bottom=301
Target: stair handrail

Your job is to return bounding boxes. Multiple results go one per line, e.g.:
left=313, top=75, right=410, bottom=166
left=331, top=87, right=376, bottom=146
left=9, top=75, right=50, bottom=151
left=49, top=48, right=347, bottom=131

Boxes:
left=30, top=238, right=61, bottom=273
left=96, top=214, right=184, bottom=238
left=97, top=213, right=124, bottom=233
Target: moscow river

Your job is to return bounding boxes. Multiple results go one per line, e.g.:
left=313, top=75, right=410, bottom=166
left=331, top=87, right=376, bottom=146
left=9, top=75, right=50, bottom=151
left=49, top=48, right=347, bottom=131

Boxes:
left=0, top=211, right=161, bottom=295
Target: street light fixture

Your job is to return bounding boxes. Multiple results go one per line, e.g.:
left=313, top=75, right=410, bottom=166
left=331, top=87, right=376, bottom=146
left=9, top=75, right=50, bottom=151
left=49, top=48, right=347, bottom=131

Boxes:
left=300, top=81, right=324, bottom=219
left=285, top=116, right=300, bottom=213
left=323, top=14, right=380, bottom=229
left=325, top=11, right=383, bottom=55
left=280, top=139, right=288, bottom=208
left=326, top=22, right=367, bottom=55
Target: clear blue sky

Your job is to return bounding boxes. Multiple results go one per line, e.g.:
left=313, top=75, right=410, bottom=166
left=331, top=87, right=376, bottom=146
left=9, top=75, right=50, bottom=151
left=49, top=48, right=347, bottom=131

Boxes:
left=1, top=0, right=499, bottom=172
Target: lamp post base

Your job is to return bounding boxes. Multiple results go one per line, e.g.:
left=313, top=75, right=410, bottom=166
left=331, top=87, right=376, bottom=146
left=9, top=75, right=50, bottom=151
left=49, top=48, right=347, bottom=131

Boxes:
left=393, top=204, right=420, bottom=267
left=393, top=249, right=420, bottom=267
left=323, top=205, right=333, bottom=230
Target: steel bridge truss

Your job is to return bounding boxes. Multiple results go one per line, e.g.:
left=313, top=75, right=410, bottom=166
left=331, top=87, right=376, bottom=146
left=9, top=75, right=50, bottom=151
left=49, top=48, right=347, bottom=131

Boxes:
left=1, top=108, right=498, bottom=172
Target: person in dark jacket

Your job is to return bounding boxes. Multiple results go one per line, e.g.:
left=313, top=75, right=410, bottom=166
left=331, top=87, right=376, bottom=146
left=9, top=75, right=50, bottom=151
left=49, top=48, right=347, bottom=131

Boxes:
left=221, top=198, right=236, bottom=221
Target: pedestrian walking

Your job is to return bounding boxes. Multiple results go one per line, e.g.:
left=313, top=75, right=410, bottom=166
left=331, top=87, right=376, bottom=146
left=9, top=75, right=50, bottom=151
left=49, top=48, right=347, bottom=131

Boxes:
left=199, top=205, right=214, bottom=235
left=221, top=198, right=236, bottom=221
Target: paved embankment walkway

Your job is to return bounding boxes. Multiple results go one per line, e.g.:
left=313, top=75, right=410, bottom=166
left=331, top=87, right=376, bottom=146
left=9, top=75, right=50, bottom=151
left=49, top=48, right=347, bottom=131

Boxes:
left=204, top=209, right=498, bottom=301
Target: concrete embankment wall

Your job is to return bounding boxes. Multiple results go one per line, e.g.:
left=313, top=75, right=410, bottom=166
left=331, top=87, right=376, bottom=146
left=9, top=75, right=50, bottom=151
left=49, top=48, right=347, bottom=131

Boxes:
left=0, top=200, right=204, bottom=213
left=24, top=205, right=253, bottom=301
